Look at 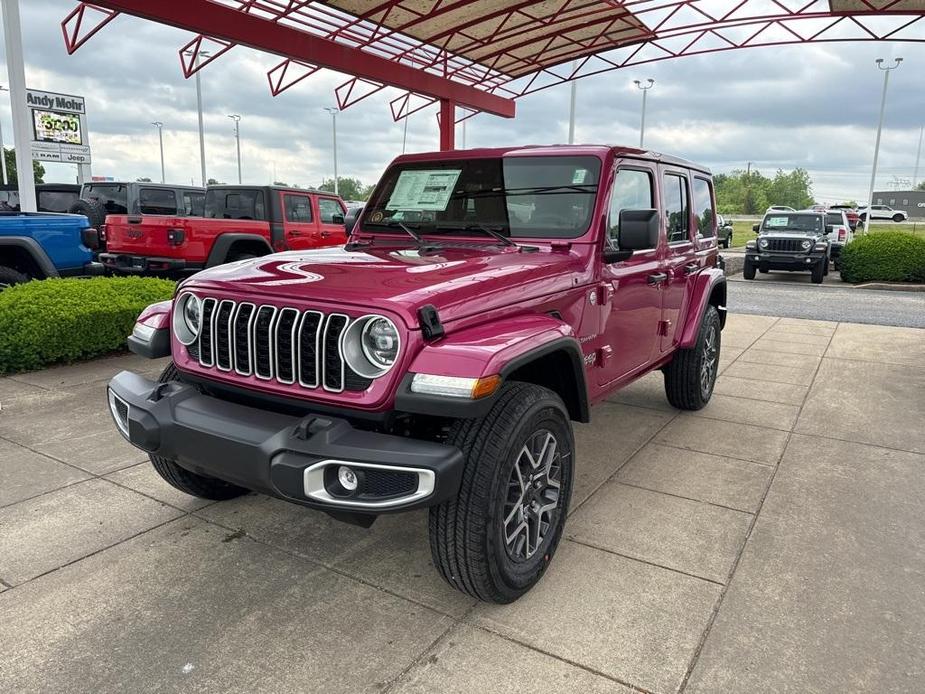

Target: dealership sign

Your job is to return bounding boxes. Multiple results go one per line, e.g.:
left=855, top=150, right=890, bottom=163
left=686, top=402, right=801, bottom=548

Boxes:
left=27, top=89, right=91, bottom=164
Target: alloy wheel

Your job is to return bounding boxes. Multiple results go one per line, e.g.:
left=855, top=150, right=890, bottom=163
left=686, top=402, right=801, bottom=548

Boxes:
left=502, top=430, right=562, bottom=561
left=700, top=324, right=718, bottom=398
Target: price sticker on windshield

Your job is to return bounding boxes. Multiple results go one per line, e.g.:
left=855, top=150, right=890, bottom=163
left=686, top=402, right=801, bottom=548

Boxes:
left=572, top=169, right=588, bottom=184
left=387, top=169, right=462, bottom=211
left=767, top=216, right=789, bottom=227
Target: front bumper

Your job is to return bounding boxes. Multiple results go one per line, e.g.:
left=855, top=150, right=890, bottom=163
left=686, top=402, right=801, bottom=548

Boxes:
left=99, top=253, right=201, bottom=274
left=107, top=370, right=464, bottom=514
left=746, top=251, right=826, bottom=271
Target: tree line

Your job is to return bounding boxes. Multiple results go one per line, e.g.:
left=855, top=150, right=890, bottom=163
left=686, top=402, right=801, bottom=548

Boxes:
left=714, top=167, right=815, bottom=215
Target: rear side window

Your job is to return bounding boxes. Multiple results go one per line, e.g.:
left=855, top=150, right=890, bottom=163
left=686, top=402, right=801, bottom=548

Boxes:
left=318, top=198, right=345, bottom=223
left=138, top=188, right=178, bottom=215
left=663, top=174, right=690, bottom=243
left=825, top=212, right=844, bottom=226
left=38, top=190, right=79, bottom=213
left=86, top=184, right=128, bottom=214
left=205, top=189, right=266, bottom=220
left=182, top=191, right=205, bottom=216
left=284, top=194, right=313, bottom=222
left=607, top=169, right=653, bottom=246
left=692, top=177, right=715, bottom=237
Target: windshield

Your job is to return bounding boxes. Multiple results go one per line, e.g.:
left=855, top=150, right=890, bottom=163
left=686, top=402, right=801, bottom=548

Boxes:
left=825, top=212, right=845, bottom=226
left=361, top=156, right=602, bottom=239
left=762, top=213, right=823, bottom=233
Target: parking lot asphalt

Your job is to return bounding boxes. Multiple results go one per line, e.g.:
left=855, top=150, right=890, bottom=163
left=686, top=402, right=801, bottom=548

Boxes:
left=1, top=314, right=924, bottom=693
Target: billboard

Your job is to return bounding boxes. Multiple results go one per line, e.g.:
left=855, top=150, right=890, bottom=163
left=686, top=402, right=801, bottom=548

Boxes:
left=27, top=89, right=91, bottom=165
left=33, top=109, right=83, bottom=145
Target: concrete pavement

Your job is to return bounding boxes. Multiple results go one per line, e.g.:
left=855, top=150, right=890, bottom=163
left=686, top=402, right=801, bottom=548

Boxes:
left=1, top=315, right=923, bottom=693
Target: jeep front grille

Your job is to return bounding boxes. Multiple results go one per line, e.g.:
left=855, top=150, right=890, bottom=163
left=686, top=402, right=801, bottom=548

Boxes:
left=194, top=298, right=372, bottom=392
left=765, top=238, right=805, bottom=252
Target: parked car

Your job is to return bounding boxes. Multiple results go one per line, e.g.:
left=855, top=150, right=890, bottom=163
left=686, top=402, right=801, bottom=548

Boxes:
left=829, top=203, right=860, bottom=230
left=107, top=144, right=727, bottom=603
left=766, top=205, right=795, bottom=213
left=746, top=211, right=830, bottom=283
left=0, top=211, right=102, bottom=287
left=824, top=209, right=853, bottom=269
left=716, top=214, right=733, bottom=248
left=858, top=204, right=908, bottom=223
left=0, top=183, right=81, bottom=213
left=99, top=185, right=349, bottom=275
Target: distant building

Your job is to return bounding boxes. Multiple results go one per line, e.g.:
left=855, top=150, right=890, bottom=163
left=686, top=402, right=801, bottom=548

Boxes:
left=872, top=190, right=925, bottom=218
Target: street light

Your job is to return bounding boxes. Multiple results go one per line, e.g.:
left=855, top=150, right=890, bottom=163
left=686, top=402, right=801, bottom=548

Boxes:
left=633, top=79, right=655, bottom=148
left=228, top=114, right=242, bottom=184
left=913, top=124, right=923, bottom=188
left=184, top=49, right=209, bottom=187
left=151, top=121, right=165, bottom=183
left=0, top=85, right=8, bottom=186
left=567, top=59, right=577, bottom=144
left=324, top=106, right=338, bottom=196
left=864, top=57, right=902, bottom=234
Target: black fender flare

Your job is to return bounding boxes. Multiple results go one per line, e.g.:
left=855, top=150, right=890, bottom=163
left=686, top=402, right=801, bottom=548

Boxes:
left=205, top=233, right=273, bottom=268
left=0, top=237, right=58, bottom=278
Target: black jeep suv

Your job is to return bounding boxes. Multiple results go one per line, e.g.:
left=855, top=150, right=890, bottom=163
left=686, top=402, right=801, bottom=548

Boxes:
left=745, top=211, right=830, bottom=284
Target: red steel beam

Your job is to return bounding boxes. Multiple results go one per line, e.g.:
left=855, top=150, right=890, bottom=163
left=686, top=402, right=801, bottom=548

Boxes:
left=85, top=0, right=515, bottom=118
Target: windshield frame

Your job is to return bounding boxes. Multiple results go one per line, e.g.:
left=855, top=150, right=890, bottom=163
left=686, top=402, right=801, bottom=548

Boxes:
left=359, top=154, right=605, bottom=242
left=760, top=212, right=824, bottom=234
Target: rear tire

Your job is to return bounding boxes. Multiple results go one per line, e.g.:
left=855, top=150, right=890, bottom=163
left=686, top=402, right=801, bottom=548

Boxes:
left=742, top=261, right=755, bottom=280
left=428, top=382, right=574, bottom=603
left=663, top=305, right=721, bottom=411
left=229, top=253, right=257, bottom=262
left=148, top=363, right=249, bottom=501
left=811, top=262, right=824, bottom=284
left=0, top=265, right=28, bottom=289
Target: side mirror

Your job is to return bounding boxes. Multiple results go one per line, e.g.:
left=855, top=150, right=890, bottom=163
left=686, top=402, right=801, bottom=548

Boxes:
left=344, top=208, right=361, bottom=235
left=618, top=208, right=660, bottom=251
left=331, top=213, right=345, bottom=225
left=752, top=224, right=760, bottom=233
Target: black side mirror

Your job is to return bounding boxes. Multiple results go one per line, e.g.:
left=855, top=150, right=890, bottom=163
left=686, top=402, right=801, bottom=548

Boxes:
left=618, top=208, right=660, bottom=250
left=331, top=214, right=345, bottom=225
left=344, top=208, right=361, bottom=235
left=752, top=224, right=760, bottom=232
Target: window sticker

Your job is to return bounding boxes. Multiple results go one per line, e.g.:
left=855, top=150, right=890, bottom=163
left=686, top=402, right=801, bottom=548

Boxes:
left=766, top=216, right=790, bottom=228
left=572, top=169, right=588, bottom=184
left=387, top=169, right=462, bottom=211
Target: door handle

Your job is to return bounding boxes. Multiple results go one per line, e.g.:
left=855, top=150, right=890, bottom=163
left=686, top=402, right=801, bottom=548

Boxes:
left=684, top=262, right=700, bottom=275
left=320, top=230, right=331, bottom=238
left=647, top=272, right=668, bottom=285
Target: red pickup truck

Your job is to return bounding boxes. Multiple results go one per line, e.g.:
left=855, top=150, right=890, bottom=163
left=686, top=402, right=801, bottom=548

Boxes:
left=99, top=185, right=348, bottom=274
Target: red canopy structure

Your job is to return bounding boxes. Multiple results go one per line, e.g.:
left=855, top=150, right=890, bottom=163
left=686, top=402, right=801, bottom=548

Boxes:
left=63, top=0, right=925, bottom=150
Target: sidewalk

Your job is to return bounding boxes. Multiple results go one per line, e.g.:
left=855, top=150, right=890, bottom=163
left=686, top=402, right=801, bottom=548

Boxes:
left=1, top=315, right=923, bottom=693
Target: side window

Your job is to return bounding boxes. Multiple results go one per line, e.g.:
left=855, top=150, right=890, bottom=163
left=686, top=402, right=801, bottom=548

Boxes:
left=284, top=194, right=313, bottom=223
left=182, top=192, right=205, bottom=216
left=607, top=169, right=653, bottom=246
left=692, top=177, right=715, bottom=237
left=138, top=188, right=178, bottom=215
left=318, top=198, right=345, bottom=223
left=663, top=173, right=690, bottom=243
left=221, top=190, right=266, bottom=220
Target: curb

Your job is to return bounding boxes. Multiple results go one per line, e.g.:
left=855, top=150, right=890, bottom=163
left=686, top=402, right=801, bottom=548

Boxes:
left=852, top=282, right=925, bottom=292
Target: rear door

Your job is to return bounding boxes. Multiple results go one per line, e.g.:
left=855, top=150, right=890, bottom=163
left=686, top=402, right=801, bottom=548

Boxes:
left=658, top=167, right=697, bottom=352
left=316, top=196, right=348, bottom=246
left=280, top=191, right=318, bottom=249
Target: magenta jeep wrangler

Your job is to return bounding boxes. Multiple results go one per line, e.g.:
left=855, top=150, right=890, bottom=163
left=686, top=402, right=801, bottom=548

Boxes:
left=108, top=145, right=726, bottom=603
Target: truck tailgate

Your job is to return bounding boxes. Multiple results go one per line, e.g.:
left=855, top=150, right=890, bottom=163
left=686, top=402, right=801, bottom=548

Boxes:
left=105, top=216, right=192, bottom=258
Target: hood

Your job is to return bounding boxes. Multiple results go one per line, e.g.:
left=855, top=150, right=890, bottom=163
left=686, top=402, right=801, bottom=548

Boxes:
left=184, top=243, right=590, bottom=327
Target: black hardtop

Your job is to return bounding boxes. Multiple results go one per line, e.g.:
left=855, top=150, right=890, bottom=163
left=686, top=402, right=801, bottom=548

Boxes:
left=206, top=184, right=331, bottom=196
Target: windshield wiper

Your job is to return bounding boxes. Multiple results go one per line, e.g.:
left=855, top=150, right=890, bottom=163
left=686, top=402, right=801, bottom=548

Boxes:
left=463, top=223, right=516, bottom=247
left=362, top=220, right=425, bottom=244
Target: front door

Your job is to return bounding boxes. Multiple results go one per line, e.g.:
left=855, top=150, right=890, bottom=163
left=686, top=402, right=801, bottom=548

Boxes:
left=281, top=192, right=317, bottom=250
left=316, top=197, right=348, bottom=246
left=659, top=168, right=697, bottom=352
left=598, top=164, right=664, bottom=386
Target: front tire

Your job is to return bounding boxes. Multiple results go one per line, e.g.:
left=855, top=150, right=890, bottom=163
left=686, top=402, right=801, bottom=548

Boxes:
left=664, top=305, right=721, bottom=410
left=0, top=265, right=28, bottom=289
left=892, top=214, right=904, bottom=223
left=428, top=382, right=574, bottom=603
left=148, top=364, right=249, bottom=501
left=811, top=262, right=824, bottom=284
left=742, top=261, right=756, bottom=280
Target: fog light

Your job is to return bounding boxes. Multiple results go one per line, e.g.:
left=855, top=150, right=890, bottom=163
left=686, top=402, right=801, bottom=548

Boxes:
left=338, top=466, right=358, bottom=492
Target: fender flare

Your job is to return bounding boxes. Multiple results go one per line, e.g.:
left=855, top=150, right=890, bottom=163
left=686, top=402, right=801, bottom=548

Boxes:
left=678, top=269, right=727, bottom=349
left=205, top=233, right=273, bottom=268
left=0, top=237, right=58, bottom=278
left=395, top=315, right=590, bottom=422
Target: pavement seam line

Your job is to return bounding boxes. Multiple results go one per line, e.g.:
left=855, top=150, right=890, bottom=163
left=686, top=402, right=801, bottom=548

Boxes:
left=609, top=480, right=759, bottom=515
left=639, top=441, right=777, bottom=468
left=564, top=537, right=727, bottom=587
left=676, top=316, right=837, bottom=693
left=683, top=410, right=797, bottom=433
left=0, top=576, right=12, bottom=589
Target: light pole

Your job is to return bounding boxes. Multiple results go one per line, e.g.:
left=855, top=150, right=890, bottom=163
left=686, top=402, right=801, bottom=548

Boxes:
left=633, top=79, right=655, bottom=148
left=864, top=57, right=902, bottom=234
left=151, top=121, right=165, bottom=183
left=0, top=85, right=8, bottom=186
left=228, top=114, right=242, bottom=184
left=567, top=60, right=577, bottom=144
left=185, top=49, right=209, bottom=187
left=913, top=124, right=923, bottom=188
left=324, top=107, right=338, bottom=196
left=402, top=114, right=409, bottom=154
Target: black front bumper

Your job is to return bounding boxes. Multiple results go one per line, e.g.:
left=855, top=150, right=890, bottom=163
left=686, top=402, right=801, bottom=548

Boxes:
left=107, top=371, right=464, bottom=514
left=99, top=253, right=202, bottom=274
left=746, top=251, right=826, bottom=271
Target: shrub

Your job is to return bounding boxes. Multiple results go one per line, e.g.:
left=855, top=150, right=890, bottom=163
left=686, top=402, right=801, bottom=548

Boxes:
left=0, top=277, right=175, bottom=373
left=839, top=232, right=925, bottom=284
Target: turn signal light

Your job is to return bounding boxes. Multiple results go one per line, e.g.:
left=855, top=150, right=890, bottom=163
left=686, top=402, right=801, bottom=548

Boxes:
left=410, top=373, right=502, bottom=399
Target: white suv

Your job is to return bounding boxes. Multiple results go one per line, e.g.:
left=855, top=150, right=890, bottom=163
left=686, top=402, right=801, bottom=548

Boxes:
left=824, top=209, right=853, bottom=269
left=859, top=204, right=908, bottom=223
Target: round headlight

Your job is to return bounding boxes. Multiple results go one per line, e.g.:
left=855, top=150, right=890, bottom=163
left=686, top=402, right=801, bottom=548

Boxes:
left=173, top=293, right=202, bottom=346
left=758, top=238, right=769, bottom=249
left=342, top=315, right=401, bottom=379
left=801, top=239, right=812, bottom=250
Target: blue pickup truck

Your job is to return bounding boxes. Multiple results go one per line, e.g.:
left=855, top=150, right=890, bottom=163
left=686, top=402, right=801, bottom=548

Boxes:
left=0, top=212, right=102, bottom=287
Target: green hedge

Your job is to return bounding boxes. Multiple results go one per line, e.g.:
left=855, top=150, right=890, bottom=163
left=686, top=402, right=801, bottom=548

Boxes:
left=839, top=232, right=925, bottom=284
left=0, top=277, right=175, bottom=374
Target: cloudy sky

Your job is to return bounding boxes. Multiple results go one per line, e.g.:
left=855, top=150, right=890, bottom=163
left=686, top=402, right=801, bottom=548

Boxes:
left=3, top=0, right=923, bottom=203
